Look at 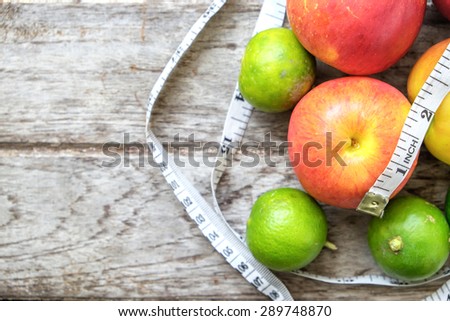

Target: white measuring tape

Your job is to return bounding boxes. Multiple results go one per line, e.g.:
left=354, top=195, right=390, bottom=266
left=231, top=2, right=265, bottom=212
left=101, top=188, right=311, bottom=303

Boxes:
left=145, top=0, right=450, bottom=301
left=357, top=45, right=450, bottom=217
left=146, top=0, right=292, bottom=302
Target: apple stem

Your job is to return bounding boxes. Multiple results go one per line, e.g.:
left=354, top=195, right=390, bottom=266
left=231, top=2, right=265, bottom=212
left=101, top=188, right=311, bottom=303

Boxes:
left=324, top=240, right=338, bottom=251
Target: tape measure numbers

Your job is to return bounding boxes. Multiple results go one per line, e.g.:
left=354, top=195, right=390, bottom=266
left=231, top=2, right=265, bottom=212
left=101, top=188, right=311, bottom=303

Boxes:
left=358, top=45, right=450, bottom=217
left=145, top=0, right=450, bottom=301
left=145, top=0, right=292, bottom=301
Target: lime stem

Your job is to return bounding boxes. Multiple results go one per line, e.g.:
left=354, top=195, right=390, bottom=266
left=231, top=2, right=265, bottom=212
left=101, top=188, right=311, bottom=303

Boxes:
left=324, top=240, right=338, bottom=250
left=388, top=236, right=403, bottom=253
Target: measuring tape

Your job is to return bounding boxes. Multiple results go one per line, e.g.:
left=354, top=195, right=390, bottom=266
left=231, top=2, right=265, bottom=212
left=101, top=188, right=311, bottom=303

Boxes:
left=145, top=0, right=292, bottom=301
left=357, top=45, right=450, bottom=217
left=145, top=0, right=450, bottom=301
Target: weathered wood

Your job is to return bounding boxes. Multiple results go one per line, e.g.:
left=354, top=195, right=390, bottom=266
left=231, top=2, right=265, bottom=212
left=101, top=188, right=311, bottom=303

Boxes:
left=0, top=2, right=448, bottom=145
left=0, top=151, right=447, bottom=300
left=0, top=1, right=449, bottom=300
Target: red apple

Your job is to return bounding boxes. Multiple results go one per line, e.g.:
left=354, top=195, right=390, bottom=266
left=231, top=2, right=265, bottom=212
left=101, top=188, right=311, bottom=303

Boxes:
left=433, top=0, right=450, bottom=20
left=287, top=0, right=426, bottom=75
left=287, top=77, right=418, bottom=209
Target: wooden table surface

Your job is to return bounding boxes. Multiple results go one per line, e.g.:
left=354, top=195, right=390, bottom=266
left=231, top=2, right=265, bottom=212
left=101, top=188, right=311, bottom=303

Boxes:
left=0, top=0, right=449, bottom=300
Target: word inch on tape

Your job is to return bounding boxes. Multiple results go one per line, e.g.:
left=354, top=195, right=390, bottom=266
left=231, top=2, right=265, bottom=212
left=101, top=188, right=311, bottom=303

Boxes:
left=145, top=0, right=450, bottom=301
left=358, top=44, right=450, bottom=217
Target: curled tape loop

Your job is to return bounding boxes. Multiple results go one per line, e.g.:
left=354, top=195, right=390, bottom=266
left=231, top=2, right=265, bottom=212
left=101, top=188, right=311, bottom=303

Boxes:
left=145, top=0, right=450, bottom=301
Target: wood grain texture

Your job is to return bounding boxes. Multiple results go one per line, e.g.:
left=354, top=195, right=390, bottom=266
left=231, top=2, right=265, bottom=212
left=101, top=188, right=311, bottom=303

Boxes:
left=0, top=1, right=449, bottom=300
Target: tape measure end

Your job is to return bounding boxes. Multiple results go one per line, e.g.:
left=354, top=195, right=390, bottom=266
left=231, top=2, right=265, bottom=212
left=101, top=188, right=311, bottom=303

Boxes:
left=356, top=192, right=389, bottom=218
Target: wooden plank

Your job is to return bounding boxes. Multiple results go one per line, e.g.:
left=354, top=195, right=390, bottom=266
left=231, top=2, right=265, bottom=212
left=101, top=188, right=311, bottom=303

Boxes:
left=0, top=1, right=449, bottom=300
left=0, top=1, right=261, bottom=144
left=0, top=150, right=447, bottom=300
left=0, top=2, right=448, bottom=144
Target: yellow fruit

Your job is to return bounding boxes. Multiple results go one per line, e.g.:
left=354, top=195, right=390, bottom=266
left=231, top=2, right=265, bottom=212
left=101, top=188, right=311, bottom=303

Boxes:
left=238, top=27, right=316, bottom=113
left=407, top=38, right=450, bottom=165
left=368, top=195, right=450, bottom=282
left=246, top=188, right=332, bottom=272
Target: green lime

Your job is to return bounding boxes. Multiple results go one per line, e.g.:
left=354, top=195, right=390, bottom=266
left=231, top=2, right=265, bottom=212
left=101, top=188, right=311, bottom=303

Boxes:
left=368, top=195, right=450, bottom=282
left=238, top=27, right=315, bottom=113
left=445, top=186, right=450, bottom=224
left=246, top=187, right=333, bottom=272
